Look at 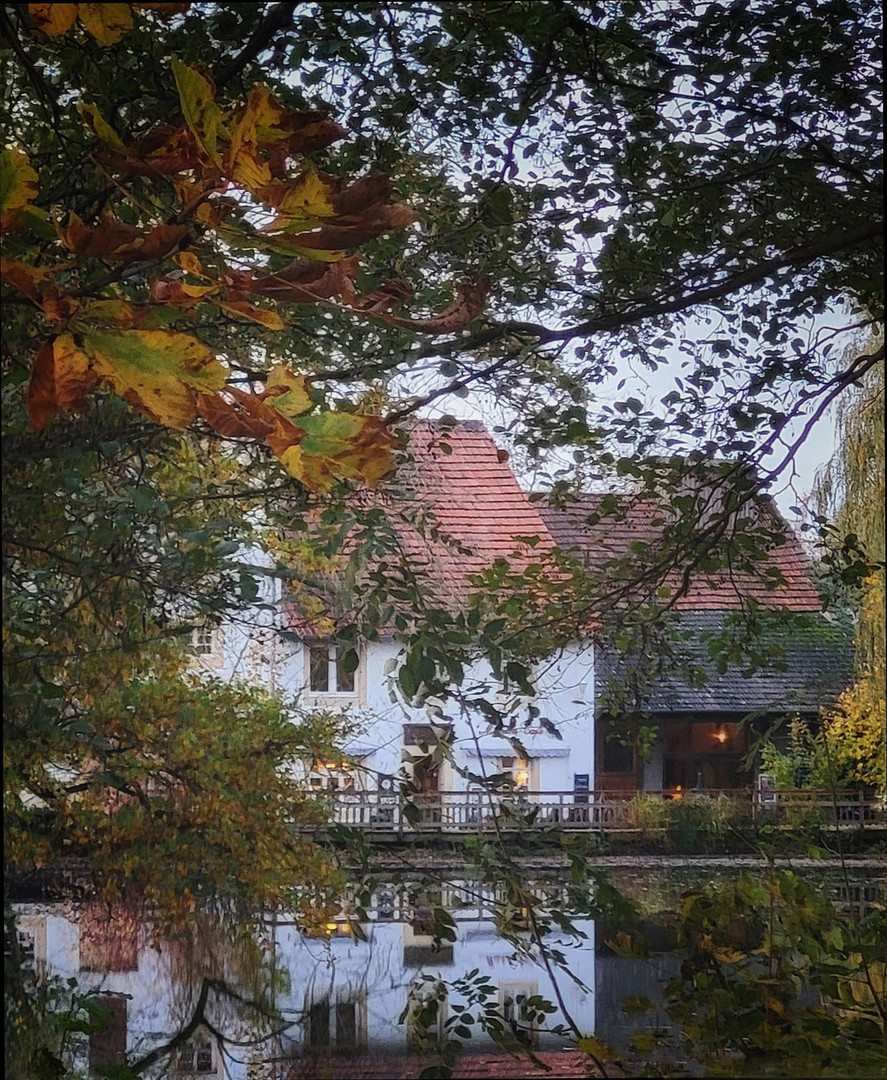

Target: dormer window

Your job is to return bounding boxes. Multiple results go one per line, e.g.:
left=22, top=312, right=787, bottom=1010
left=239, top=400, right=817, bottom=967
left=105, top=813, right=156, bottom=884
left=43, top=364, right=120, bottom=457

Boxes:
left=307, top=642, right=359, bottom=696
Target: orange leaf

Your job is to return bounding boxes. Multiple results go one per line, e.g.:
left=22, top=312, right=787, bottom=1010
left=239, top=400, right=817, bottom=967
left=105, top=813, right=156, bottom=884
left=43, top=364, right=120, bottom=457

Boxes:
left=25, top=334, right=95, bottom=430
left=197, top=390, right=276, bottom=440
left=150, top=278, right=219, bottom=304
left=173, top=251, right=211, bottom=279
left=28, top=4, right=78, bottom=36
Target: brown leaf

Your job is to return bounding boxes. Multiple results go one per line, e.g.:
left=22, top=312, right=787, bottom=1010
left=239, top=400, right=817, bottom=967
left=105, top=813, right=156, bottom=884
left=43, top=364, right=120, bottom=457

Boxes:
left=149, top=278, right=219, bottom=304
left=381, top=276, right=490, bottom=334
left=41, top=288, right=80, bottom=324
left=0, top=258, right=50, bottom=304
left=350, top=278, right=415, bottom=314
left=231, top=256, right=359, bottom=305
left=332, top=173, right=393, bottom=218
left=61, top=214, right=188, bottom=262
left=197, top=390, right=276, bottom=440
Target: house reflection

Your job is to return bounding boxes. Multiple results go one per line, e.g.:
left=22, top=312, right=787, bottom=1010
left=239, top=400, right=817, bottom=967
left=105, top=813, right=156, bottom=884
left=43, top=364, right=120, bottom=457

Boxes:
left=14, top=883, right=595, bottom=1079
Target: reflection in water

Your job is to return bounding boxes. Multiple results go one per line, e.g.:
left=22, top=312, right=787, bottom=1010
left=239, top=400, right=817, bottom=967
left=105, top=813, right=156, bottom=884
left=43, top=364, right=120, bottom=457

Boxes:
left=13, top=869, right=886, bottom=1078
left=14, top=884, right=595, bottom=1079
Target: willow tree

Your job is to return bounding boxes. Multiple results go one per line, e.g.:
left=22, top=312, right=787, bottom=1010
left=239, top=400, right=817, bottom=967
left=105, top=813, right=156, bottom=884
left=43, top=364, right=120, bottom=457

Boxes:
left=816, top=353, right=886, bottom=792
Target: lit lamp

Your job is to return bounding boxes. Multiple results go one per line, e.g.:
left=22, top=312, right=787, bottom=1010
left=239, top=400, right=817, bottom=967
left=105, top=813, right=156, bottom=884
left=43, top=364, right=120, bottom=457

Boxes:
left=515, top=768, right=530, bottom=789
left=714, top=727, right=728, bottom=744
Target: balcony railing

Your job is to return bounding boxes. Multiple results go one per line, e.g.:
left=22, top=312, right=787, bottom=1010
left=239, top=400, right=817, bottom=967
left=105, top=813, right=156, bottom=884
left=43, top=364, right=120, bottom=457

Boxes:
left=305, top=788, right=885, bottom=833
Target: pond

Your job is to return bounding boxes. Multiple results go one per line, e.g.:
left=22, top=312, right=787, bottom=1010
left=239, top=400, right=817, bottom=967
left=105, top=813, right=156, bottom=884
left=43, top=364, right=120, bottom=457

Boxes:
left=11, top=862, right=886, bottom=1079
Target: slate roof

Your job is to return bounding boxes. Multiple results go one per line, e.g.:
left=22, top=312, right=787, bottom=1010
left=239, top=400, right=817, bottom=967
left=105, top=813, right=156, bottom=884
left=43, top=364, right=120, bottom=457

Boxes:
left=595, top=611, right=854, bottom=716
left=539, top=493, right=822, bottom=612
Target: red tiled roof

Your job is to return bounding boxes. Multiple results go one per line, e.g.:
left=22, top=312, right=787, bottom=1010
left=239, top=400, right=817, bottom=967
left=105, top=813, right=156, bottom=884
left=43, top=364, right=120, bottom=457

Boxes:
left=287, top=1048, right=600, bottom=1079
left=539, top=493, right=821, bottom=612
left=389, top=420, right=555, bottom=602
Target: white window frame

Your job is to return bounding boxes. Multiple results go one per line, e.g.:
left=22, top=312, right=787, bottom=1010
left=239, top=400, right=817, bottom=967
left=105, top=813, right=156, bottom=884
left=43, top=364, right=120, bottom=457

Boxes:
left=498, top=980, right=540, bottom=1043
left=304, top=641, right=363, bottom=701
left=191, top=626, right=223, bottom=669
left=304, top=988, right=367, bottom=1052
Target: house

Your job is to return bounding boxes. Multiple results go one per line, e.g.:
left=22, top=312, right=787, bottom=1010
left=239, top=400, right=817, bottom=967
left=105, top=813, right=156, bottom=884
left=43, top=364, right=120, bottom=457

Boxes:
left=538, top=492, right=854, bottom=793
left=196, top=420, right=851, bottom=803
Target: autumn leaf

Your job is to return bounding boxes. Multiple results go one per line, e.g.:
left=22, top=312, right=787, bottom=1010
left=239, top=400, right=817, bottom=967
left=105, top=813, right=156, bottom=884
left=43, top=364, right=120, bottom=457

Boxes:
left=150, top=278, right=220, bottom=304
left=282, top=412, right=395, bottom=490
left=380, top=276, right=490, bottom=334
left=215, top=299, right=285, bottom=329
left=256, top=168, right=339, bottom=230
left=28, top=3, right=78, bottom=37
left=78, top=102, right=129, bottom=156
left=1, top=148, right=39, bottom=229
left=232, top=256, right=359, bottom=304
left=25, top=334, right=96, bottom=430
left=61, top=214, right=188, bottom=262
left=77, top=4, right=135, bottom=46
left=81, top=328, right=226, bottom=428
left=262, top=365, right=312, bottom=417
left=171, top=59, right=225, bottom=168
left=0, top=258, right=50, bottom=304
left=173, top=251, right=211, bottom=278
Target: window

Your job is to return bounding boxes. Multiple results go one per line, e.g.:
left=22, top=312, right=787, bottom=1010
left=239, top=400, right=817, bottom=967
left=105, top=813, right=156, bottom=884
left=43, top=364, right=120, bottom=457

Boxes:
left=602, top=739, right=635, bottom=774
left=405, top=979, right=448, bottom=1051
left=191, top=626, right=216, bottom=656
left=498, top=981, right=540, bottom=1045
left=305, top=990, right=366, bottom=1053
left=307, top=643, right=356, bottom=695
left=174, top=1033, right=217, bottom=1075
left=499, top=756, right=531, bottom=789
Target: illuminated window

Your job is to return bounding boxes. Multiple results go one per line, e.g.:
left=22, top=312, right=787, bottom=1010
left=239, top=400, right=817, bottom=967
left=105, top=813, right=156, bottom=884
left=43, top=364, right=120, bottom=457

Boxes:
left=307, top=643, right=357, bottom=695
left=499, top=756, right=531, bottom=789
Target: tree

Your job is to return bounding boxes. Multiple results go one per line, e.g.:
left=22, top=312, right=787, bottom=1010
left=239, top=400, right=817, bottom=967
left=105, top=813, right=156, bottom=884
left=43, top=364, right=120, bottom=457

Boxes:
left=2, top=2, right=884, bottom=1075
left=816, top=353, right=886, bottom=792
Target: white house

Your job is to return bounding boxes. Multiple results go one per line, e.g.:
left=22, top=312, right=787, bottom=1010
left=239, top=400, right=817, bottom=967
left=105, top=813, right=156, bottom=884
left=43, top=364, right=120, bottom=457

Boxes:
left=193, top=419, right=847, bottom=803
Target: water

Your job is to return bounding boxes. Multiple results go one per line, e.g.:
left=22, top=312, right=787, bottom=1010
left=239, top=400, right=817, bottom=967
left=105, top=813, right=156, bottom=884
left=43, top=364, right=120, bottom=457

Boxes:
left=11, top=864, right=886, bottom=1079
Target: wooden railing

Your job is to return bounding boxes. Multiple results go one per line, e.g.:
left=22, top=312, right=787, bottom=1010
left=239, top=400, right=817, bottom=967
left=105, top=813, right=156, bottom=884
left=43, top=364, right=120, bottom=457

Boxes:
left=308, top=788, right=885, bottom=833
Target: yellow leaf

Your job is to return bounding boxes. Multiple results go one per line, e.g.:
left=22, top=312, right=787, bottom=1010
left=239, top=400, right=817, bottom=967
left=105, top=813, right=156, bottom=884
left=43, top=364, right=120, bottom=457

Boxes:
left=82, top=328, right=226, bottom=428
left=173, top=251, right=211, bottom=279
left=77, top=4, right=134, bottom=45
left=257, top=168, right=338, bottom=228
left=72, top=299, right=176, bottom=329
left=78, top=102, right=129, bottom=155
left=263, top=365, right=312, bottom=417
left=1, top=148, right=39, bottom=224
left=276, top=412, right=395, bottom=491
left=28, top=3, right=78, bottom=36
left=216, top=298, right=285, bottom=330
left=171, top=58, right=225, bottom=167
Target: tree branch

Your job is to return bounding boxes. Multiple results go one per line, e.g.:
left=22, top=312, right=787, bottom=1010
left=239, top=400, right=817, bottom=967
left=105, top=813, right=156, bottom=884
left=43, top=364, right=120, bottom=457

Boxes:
left=215, top=3, right=298, bottom=88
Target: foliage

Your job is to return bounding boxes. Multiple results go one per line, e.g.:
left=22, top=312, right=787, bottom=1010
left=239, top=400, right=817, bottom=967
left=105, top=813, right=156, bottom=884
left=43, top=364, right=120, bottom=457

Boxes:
left=815, top=354, right=886, bottom=793
left=657, top=869, right=887, bottom=1078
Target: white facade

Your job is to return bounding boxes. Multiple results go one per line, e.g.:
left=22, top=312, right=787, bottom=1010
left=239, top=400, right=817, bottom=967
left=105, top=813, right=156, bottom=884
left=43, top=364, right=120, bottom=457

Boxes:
left=191, top=563, right=595, bottom=797
left=15, top=898, right=595, bottom=1080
